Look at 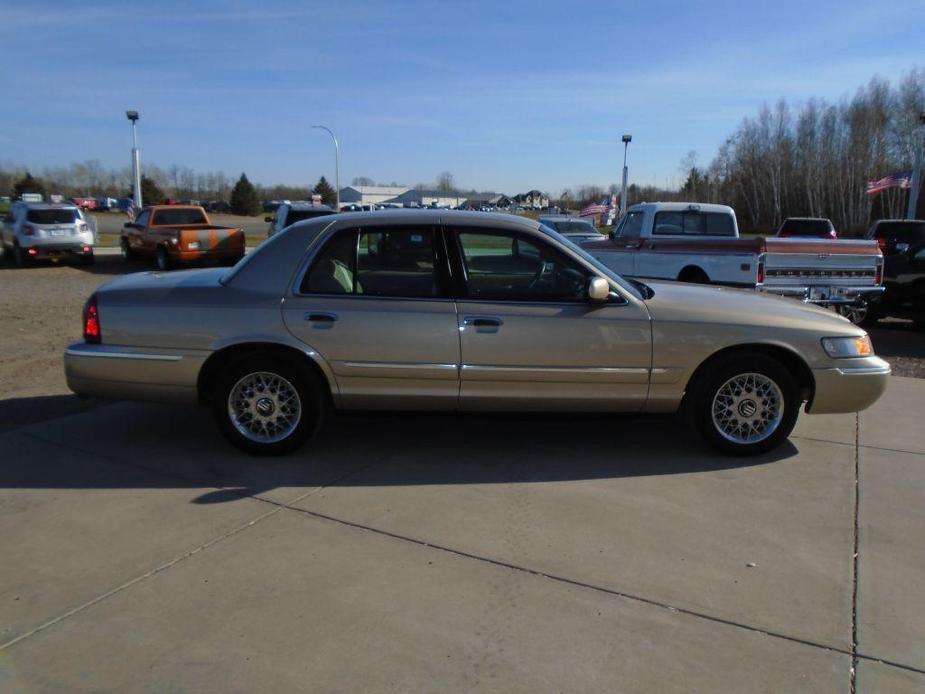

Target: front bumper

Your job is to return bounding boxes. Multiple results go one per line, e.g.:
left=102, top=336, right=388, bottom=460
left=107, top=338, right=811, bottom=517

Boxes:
left=806, top=356, right=891, bottom=414
left=759, top=284, right=884, bottom=306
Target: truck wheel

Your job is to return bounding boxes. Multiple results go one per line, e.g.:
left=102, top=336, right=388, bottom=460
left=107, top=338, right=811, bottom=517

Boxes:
left=838, top=302, right=875, bottom=326
left=120, top=238, right=135, bottom=261
left=155, top=247, right=172, bottom=271
left=678, top=267, right=709, bottom=284
left=212, top=353, right=326, bottom=456
left=690, top=353, right=800, bottom=456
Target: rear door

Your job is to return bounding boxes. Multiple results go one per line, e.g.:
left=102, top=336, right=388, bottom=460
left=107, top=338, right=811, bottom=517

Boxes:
left=449, top=225, right=652, bottom=412
left=283, top=222, right=460, bottom=410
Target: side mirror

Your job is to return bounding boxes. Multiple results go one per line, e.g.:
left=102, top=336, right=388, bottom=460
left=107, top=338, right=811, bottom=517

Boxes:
left=588, top=276, right=610, bottom=302
left=896, top=242, right=911, bottom=254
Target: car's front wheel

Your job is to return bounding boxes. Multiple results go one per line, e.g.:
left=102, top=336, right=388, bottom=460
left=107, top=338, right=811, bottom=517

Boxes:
left=690, top=354, right=800, bottom=456
left=212, top=354, right=326, bottom=455
left=155, top=246, right=172, bottom=271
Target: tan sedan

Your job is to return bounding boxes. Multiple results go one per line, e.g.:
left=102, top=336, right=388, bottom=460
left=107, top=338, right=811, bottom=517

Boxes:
left=64, top=210, right=889, bottom=456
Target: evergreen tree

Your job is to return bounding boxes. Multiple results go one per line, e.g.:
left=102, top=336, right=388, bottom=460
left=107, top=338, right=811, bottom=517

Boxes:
left=230, top=173, right=260, bottom=216
left=12, top=173, right=46, bottom=199
left=125, top=176, right=166, bottom=206
left=313, top=176, right=336, bottom=206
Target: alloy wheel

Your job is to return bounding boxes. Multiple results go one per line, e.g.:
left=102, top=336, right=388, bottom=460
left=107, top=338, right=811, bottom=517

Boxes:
left=711, top=372, right=784, bottom=444
left=227, top=371, right=302, bottom=444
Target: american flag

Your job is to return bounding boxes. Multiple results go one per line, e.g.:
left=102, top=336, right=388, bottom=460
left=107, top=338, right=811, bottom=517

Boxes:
left=579, top=198, right=612, bottom=217
left=866, top=171, right=913, bottom=196
left=125, top=203, right=137, bottom=222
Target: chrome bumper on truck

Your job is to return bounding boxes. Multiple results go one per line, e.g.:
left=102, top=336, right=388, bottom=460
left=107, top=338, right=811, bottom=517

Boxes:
left=758, top=284, right=884, bottom=306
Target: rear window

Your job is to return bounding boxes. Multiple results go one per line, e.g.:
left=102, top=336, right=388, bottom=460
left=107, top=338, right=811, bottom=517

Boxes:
left=873, top=222, right=925, bottom=243
left=779, top=219, right=833, bottom=236
left=26, top=208, right=78, bottom=224
left=152, top=208, right=208, bottom=225
left=287, top=209, right=334, bottom=226
left=654, top=211, right=734, bottom=236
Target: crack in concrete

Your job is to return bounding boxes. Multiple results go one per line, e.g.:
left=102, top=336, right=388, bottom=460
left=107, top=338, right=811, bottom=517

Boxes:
left=850, top=412, right=861, bottom=693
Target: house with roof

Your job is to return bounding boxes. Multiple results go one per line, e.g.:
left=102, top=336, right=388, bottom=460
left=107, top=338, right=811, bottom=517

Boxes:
left=383, top=189, right=467, bottom=208
left=339, top=185, right=410, bottom=206
left=512, top=190, right=550, bottom=209
left=459, top=193, right=511, bottom=209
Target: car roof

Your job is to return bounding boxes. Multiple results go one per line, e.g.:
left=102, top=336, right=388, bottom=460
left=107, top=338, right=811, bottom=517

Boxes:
left=628, top=201, right=734, bottom=214
left=318, top=208, right=540, bottom=229
left=538, top=215, right=589, bottom=222
left=872, top=219, right=925, bottom=224
left=20, top=202, right=79, bottom=210
left=783, top=217, right=832, bottom=221
left=285, top=203, right=335, bottom=211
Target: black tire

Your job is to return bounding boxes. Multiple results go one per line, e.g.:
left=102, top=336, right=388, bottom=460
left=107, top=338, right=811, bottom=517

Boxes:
left=80, top=252, right=95, bottom=266
left=689, top=353, right=800, bottom=456
left=212, top=353, right=326, bottom=456
left=120, top=238, right=135, bottom=260
left=155, top=246, right=172, bottom=271
left=838, top=301, right=877, bottom=327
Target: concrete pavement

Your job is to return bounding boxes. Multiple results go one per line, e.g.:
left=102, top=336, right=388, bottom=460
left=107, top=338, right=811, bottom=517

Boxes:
left=1, top=378, right=924, bottom=692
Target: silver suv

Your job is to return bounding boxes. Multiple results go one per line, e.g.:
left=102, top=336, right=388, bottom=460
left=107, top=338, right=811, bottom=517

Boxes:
left=266, top=202, right=335, bottom=238
left=1, top=202, right=95, bottom=266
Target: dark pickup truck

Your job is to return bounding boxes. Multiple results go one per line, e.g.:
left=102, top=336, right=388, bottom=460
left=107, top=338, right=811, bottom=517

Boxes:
left=863, top=219, right=925, bottom=326
left=121, top=205, right=245, bottom=271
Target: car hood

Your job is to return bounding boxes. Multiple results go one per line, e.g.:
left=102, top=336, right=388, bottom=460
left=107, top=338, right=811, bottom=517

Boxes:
left=639, top=279, right=862, bottom=335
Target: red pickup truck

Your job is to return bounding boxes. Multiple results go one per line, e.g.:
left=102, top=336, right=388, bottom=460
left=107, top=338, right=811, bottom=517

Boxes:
left=121, top=205, right=245, bottom=271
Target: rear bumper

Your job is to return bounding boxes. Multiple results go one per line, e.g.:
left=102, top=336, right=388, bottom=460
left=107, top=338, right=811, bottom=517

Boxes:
left=64, top=342, right=207, bottom=404
left=806, top=357, right=891, bottom=414
left=759, top=285, right=884, bottom=306
left=20, top=242, right=94, bottom=259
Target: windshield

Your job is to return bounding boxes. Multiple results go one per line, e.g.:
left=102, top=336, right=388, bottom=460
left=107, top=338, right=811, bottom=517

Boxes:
left=553, top=221, right=597, bottom=235
left=26, top=208, right=78, bottom=224
left=780, top=219, right=832, bottom=235
left=152, top=208, right=208, bottom=225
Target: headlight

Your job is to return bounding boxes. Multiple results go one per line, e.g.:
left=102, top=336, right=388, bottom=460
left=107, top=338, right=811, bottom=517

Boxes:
left=822, top=335, right=873, bottom=358
left=187, top=241, right=200, bottom=250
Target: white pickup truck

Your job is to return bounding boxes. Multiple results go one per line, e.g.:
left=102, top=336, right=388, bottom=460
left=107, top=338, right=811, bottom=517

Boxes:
left=579, top=202, right=884, bottom=322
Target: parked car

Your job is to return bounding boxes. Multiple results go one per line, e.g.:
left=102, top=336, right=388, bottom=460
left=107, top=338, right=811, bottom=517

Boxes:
left=861, top=219, right=925, bottom=326
left=538, top=215, right=601, bottom=243
left=120, top=205, right=245, bottom=271
left=65, top=210, right=888, bottom=457
left=266, top=202, right=336, bottom=238
left=1, top=201, right=95, bottom=266
left=776, top=217, right=838, bottom=239
left=584, top=202, right=883, bottom=323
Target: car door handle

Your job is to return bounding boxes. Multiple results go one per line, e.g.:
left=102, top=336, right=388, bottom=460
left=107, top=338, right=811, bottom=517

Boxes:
left=304, top=312, right=338, bottom=323
left=463, top=316, right=503, bottom=327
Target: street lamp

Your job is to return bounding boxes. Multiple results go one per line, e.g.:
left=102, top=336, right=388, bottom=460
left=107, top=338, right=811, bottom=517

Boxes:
left=620, top=134, right=632, bottom=218
left=126, top=110, right=142, bottom=209
left=907, top=111, right=925, bottom=220
left=312, top=125, right=340, bottom=210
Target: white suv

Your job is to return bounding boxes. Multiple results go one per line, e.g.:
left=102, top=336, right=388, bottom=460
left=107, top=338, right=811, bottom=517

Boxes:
left=1, top=202, right=96, bottom=266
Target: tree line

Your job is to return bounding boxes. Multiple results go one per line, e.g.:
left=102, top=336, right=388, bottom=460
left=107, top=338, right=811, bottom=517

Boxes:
left=675, top=68, right=925, bottom=233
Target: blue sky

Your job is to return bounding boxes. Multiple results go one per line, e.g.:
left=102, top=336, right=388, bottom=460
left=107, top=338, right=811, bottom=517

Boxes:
left=0, top=0, right=922, bottom=194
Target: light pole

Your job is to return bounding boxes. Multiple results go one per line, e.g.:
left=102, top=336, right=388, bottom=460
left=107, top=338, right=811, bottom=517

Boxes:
left=126, top=111, right=142, bottom=209
left=312, top=125, right=340, bottom=210
left=907, top=111, right=925, bottom=220
left=620, top=134, right=632, bottom=218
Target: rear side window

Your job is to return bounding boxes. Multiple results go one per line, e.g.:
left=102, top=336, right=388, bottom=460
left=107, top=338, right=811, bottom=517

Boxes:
left=874, top=222, right=925, bottom=243
left=654, top=211, right=734, bottom=236
left=301, top=227, right=442, bottom=298
left=152, top=208, right=207, bottom=225
left=26, top=208, right=78, bottom=224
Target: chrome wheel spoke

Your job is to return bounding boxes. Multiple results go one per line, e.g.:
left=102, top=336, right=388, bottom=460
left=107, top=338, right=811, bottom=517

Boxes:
left=227, top=371, right=302, bottom=444
left=711, top=372, right=784, bottom=445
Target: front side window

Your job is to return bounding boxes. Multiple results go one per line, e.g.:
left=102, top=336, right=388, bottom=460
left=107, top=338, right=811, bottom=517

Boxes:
left=456, top=229, right=590, bottom=301
left=301, top=227, right=441, bottom=298
left=133, top=210, right=150, bottom=227
left=619, top=211, right=644, bottom=238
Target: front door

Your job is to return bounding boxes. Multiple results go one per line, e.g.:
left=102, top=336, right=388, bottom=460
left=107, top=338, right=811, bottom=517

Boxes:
left=283, top=223, right=460, bottom=410
left=449, top=226, right=652, bottom=412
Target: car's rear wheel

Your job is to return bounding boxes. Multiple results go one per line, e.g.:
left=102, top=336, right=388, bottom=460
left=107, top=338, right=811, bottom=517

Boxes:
left=212, top=354, right=325, bottom=455
left=838, top=301, right=876, bottom=326
left=13, top=242, right=28, bottom=267
left=690, top=354, right=800, bottom=456
left=155, top=246, right=172, bottom=271
left=120, top=238, right=135, bottom=260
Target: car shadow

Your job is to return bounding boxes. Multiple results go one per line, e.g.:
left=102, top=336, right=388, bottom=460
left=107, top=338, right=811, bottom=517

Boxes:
left=868, top=320, right=925, bottom=360
left=2, top=399, right=798, bottom=504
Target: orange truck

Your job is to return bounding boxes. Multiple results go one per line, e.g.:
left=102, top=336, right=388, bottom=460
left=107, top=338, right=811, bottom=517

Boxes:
left=120, top=205, right=245, bottom=271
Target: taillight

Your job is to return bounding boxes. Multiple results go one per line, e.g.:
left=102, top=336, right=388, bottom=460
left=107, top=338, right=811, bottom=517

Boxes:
left=83, top=295, right=101, bottom=343
left=21, top=224, right=35, bottom=236
left=876, top=238, right=886, bottom=251
left=757, top=258, right=765, bottom=284
left=875, top=260, right=883, bottom=286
